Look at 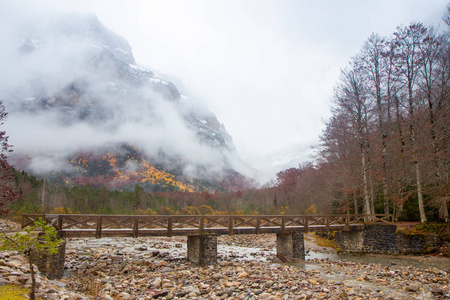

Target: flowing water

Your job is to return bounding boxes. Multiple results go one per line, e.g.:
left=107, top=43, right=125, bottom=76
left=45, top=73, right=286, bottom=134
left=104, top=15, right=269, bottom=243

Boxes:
left=66, top=235, right=450, bottom=270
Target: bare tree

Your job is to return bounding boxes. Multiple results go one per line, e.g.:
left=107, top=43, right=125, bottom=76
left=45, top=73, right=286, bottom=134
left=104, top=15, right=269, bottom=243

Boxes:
left=394, top=23, right=428, bottom=222
left=333, top=66, right=373, bottom=215
left=358, top=33, right=391, bottom=214
left=417, top=28, right=449, bottom=221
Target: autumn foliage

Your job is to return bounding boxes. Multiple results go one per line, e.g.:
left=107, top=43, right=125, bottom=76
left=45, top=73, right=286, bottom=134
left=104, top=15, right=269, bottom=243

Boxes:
left=0, top=101, right=21, bottom=214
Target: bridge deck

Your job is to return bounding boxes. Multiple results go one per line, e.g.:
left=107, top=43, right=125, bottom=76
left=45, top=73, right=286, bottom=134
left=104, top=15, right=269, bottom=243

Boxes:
left=22, top=214, right=392, bottom=238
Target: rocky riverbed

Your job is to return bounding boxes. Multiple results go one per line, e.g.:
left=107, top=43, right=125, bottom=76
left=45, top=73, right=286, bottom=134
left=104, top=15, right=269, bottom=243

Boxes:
left=1, top=229, right=449, bottom=299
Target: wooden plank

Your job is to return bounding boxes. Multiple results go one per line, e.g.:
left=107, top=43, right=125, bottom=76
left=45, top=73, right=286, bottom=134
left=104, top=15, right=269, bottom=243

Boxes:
left=256, top=217, right=261, bottom=234
left=96, top=216, right=102, bottom=239
left=57, top=216, right=63, bottom=231
left=199, top=217, right=204, bottom=235
left=133, top=217, right=139, bottom=238
left=167, top=217, right=173, bottom=237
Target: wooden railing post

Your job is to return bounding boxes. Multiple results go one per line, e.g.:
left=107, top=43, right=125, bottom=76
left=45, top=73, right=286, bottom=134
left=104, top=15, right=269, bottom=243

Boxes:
left=133, top=217, right=139, bottom=238
left=281, top=216, right=285, bottom=233
left=256, top=217, right=261, bottom=234
left=167, top=217, right=173, bottom=237
left=57, top=215, right=62, bottom=231
left=304, top=216, right=308, bottom=231
left=96, top=216, right=102, bottom=239
left=199, top=217, right=204, bottom=235
left=228, top=216, right=234, bottom=235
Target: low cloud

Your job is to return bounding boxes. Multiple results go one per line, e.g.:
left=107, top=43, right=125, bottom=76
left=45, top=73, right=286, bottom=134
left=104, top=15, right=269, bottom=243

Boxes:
left=0, top=5, right=232, bottom=179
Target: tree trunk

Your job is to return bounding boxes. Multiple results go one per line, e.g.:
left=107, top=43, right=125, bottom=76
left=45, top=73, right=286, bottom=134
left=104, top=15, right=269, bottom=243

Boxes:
left=394, top=96, right=406, bottom=221
left=414, top=161, right=427, bottom=223
left=27, top=251, right=36, bottom=300
left=378, top=103, right=389, bottom=215
left=441, top=198, right=449, bottom=222
left=408, top=89, right=427, bottom=223
left=361, top=142, right=372, bottom=216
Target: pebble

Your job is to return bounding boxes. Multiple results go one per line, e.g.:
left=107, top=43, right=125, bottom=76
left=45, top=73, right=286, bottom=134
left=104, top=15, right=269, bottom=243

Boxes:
left=61, top=234, right=450, bottom=299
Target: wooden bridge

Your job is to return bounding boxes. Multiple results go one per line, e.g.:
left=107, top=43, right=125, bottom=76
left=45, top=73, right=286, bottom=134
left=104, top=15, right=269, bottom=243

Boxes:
left=19, top=214, right=395, bottom=275
left=22, top=214, right=393, bottom=238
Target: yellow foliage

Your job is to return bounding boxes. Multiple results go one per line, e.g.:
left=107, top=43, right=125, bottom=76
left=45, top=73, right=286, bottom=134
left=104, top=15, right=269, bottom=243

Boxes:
left=235, top=210, right=245, bottom=215
left=198, top=205, right=214, bottom=215
left=279, top=206, right=289, bottom=215
left=0, top=284, right=43, bottom=299
left=103, top=152, right=117, bottom=167
left=305, top=204, right=319, bottom=215
left=69, top=153, right=91, bottom=168
left=158, top=206, right=175, bottom=215
left=50, top=207, right=73, bottom=214
left=138, top=160, right=194, bottom=192
left=180, top=206, right=201, bottom=215
left=135, top=208, right=157, bottom=215
left=213, top=210, right=228, bottom=215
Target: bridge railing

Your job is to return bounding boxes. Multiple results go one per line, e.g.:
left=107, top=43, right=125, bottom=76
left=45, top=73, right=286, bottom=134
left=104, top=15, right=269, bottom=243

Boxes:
left=21, top=214, right=393, bottom=238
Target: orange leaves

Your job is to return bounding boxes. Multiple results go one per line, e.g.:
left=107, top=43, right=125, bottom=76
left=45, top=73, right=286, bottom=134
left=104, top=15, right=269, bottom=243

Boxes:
left=66, top=147, right=203, bottom=192
left=103, top=152, right=117, bottom=167
left=69, top=153, right=92, bottom=168
left=139, top=160, right=194, bottom=192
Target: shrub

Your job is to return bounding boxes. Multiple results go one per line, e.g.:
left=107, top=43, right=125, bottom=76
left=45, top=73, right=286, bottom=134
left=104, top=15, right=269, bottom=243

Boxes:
left=136, top=208, right=157, bottom=215
left=158, top=206, right=175, bottom=215
left=180, top=206, right=201, bottom=215
left=50, top=207, right=73, bottom=214
left=198, top=205, right=214, bottom=215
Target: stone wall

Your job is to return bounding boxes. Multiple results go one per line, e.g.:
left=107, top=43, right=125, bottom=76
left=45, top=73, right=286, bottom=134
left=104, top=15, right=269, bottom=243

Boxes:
left=334, top=230, right=364, bottom=252
left=335, top=225, right=398, bottom=254
left=32, top=239, right=66, bottom=279
left=364, top=224, right=398, bottom=253
left=335, top=224, right=444, bottom=254
left=397, top=232, right=442, bottom=253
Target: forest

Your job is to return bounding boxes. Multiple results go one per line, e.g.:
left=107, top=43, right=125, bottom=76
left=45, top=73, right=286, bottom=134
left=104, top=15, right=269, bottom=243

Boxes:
left=1, top=18, right=449, bottom=223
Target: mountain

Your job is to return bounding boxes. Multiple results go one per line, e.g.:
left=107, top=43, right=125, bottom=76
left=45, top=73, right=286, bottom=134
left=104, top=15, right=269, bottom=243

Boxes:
left=0, top=13, right=254, bottom=192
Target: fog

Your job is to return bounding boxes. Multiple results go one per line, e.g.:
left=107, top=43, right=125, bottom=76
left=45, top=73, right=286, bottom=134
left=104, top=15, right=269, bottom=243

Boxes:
left=0, top=0, right=448, bottom=183
left=0, top=5, right=234, bottom=180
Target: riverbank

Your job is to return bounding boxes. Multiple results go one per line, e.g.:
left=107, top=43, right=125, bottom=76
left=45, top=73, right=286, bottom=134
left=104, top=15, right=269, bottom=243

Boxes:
left=1, top=219, right=449, bottom=299
left=63, top=234, right=449, bottom=300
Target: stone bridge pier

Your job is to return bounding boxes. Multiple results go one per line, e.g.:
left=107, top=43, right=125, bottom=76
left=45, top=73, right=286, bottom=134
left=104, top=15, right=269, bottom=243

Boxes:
left=187, top=232, right=305, bottom=265
left=32, top=239, right=66, bottom=279
left=276, top=232, right=305, bottom=262
left=187, top=235, right=218, bottom=265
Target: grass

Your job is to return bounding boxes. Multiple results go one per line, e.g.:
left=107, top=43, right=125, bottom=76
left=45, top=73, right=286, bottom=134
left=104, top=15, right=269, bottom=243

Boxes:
left=313, top=234, right=337, bottom=249
left=397, top=222, right=449, bottom=236
left=0, top=284, right=42, bottom=300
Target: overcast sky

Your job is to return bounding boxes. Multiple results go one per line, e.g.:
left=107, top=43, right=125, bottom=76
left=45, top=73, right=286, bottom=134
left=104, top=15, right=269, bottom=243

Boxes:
left=4, top=0, right=450, bottom=180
